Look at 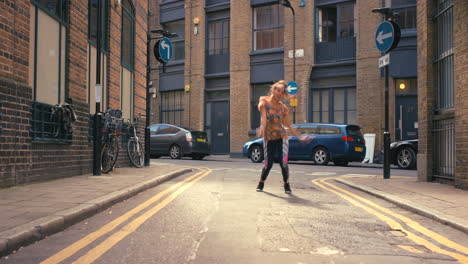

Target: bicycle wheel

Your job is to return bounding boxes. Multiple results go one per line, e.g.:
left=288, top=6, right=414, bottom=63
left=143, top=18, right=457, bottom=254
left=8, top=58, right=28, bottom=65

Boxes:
left=101, top=136, right=119, bottom=173
left=127, top=138, right=144, bottom=168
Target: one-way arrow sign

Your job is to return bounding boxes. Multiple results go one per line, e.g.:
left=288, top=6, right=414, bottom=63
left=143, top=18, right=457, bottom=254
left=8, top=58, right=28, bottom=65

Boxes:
left=376, top=31, right=393, bottom=45
left=375, top=21, right=400, bottom=53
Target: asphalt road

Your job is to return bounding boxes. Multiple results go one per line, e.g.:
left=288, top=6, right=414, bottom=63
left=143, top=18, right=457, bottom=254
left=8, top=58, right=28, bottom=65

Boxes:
left=1, top=157, right=466, bottom=264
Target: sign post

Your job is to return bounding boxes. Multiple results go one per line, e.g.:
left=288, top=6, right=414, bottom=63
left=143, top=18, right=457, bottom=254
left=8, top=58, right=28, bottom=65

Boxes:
left=286, top=81, right=299, bottom=123
left=375, top=19, right=400, bottom=180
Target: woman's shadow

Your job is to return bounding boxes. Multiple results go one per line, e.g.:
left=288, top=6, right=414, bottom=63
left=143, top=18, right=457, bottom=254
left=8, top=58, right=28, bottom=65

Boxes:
left=262, top=191, right=326, bottom=209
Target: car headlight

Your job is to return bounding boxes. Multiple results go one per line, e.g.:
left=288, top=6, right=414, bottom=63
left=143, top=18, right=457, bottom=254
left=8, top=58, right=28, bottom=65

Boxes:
left=390, top=142, right=397, bottom=148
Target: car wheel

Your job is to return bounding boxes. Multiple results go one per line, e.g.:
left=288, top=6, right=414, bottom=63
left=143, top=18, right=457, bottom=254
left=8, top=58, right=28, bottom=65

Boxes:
left=334, top=160, right=349, bottom=166
left=313, top=147, right=329, bottom=165
left=169, top=145, right=182, bottom=159
left=396, top=147, right=416, bottom=169
left=250, top=145, right=264, bottom=163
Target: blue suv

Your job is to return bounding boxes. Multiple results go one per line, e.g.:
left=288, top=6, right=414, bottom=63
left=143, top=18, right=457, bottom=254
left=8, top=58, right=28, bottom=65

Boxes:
left=242, top=123, right=366, bottom=166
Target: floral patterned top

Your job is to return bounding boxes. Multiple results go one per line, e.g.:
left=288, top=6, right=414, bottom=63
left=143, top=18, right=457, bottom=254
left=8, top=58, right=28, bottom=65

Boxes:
left=259, top=97, right=289, bottom=141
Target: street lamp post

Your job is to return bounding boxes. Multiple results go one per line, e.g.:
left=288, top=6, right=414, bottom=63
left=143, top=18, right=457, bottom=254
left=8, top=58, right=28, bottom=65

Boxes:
left=145, top=29, right=178, bottom=166
left=93, top=0, right=103, bottom=175
left=280, top=0, right=296, bottom=123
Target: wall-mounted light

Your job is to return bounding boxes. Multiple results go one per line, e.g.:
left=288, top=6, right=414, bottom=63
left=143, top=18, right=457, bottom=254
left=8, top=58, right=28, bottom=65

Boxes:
left=299, top=0, right=306, bottom=7
left=114, top=0, right=121, bottom=8
left=193, top=17, right=200, bottom=35
left=399, top=83, right=406, bottom=90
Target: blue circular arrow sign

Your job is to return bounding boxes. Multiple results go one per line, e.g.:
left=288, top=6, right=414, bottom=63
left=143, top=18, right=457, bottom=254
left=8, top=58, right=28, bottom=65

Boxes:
left=154, top=37, right=173, bottom=63
left=286, top=81, right=298, bottom=96
left=375, top=21, right=400, bottom=53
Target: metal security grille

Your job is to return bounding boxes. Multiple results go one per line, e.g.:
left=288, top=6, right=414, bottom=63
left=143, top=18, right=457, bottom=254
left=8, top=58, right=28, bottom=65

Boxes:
left=160, top=90, right=184, bottom=127
left=32, top=102, right=72, bottom=142
left=432, top=0, right=455, bottom=181
left=432, top=119, right=455, bottom=180
left=433, top=0, right=454, bottom=110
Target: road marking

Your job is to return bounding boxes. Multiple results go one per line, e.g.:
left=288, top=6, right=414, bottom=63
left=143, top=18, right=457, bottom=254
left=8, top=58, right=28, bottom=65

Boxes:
left=71, top=169, right=212, bottom=264
left=312, top=177, right=468, bottom=263
left=41, top=168, right=208, bottom=264
left=307, top=172, right=336, bottom=176
left=325, top=177, right=468, bottom=255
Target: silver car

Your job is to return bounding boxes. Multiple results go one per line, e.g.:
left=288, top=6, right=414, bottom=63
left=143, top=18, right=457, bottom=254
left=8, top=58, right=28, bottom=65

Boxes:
left=149, top=124, right=210, bottom=160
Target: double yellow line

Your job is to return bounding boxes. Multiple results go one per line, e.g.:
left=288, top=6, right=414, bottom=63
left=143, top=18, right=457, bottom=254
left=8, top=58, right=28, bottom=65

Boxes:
left=41, top=167, right=212, bottom=264
left=312, top=176, right=468, bottom=263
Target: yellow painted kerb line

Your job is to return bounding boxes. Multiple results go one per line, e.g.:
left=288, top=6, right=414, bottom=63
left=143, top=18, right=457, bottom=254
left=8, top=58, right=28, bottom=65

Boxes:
left=312, top=177, right=468, bottom=264
left=71, top=168, right=212, bottom=264
left=41, top=167, right=209, bottom=264
left=325, top=177, right=468, bottom=255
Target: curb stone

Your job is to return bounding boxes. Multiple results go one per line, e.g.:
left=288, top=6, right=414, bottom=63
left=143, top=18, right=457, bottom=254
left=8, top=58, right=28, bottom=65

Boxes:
left=335, top=178, right=468, bottom=235
left=0, top=168, right=193, bottom=257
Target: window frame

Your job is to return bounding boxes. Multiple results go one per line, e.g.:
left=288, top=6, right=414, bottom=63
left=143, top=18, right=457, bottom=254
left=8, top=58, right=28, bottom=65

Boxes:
left=310, top=87, right=356, bottom=124
left=207, top=18, right=230, bottom=56
left=433, top=0, right=454, bottom=111
left=252, top=4, right=285, bottom=51
left=31, top=0, right=70, bottom=142
left=121, top=0, right=135, bottom=70
left=160, top=90, right=185, bottom=127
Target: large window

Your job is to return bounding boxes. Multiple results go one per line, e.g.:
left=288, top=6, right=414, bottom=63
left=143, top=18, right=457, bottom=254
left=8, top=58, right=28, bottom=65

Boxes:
left=317, top=4, right=355, bottom=42
left=253, top=4, right=284, bottom=50
left=386, top=0, right=416, bottom=30
left=31, top=0, right=68, bottom=141
left=311, top=87, right=356, bottom=124
left=208, top=19, right=230, bottom=56
left=250, top=84, right=271, bottom=129
left=163, top=20, right=185, bottom=61
left=433, top=0, right=454, bottom=110
left=160, top=91, right=184, bottom=126
left=318, top=7, right=336, bottom=42
left=32, top=0, right=68, bottom=105
left=121, top=0, right=135, bottom=120
left=121, top=0, right=135, bottom=70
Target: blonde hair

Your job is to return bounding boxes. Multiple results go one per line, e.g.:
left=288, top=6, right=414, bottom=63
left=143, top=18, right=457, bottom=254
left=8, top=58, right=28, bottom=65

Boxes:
left=269, top=80, right=288, bottom=97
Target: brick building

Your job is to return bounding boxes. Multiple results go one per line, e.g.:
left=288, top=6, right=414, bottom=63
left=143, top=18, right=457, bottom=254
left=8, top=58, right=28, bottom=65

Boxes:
left=0, top=0, right=149, bottom=187
left=149, top=1, right=418, bottom=155
left=417, top=0, right=467, bottom=189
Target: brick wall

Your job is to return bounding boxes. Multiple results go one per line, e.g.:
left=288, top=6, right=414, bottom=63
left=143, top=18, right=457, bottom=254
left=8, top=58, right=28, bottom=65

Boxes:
left=0, top=0, right=148, bottom=187
left=229, top=0, right=252, bottom=154
left=453, top=0, right=468, bottom=189
left=355, top=0, right=385, bottom=151
left=416, top=0, right=435, bottom=182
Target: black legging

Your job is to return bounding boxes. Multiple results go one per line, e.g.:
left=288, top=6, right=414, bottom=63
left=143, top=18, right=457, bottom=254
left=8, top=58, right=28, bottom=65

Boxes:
left=260, top=138, right=289, bottom=183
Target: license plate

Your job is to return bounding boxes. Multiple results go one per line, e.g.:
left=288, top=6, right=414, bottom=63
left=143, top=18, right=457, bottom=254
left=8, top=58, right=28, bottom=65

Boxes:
left=196, top=138, right=206, bottom=142
left=355, top=147, right=363, bottom=152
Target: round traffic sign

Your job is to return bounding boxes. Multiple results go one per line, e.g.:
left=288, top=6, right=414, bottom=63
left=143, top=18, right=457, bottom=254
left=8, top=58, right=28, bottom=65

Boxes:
left=286, top=81, right=298, bottom=96
left=375, top=21, right=400, bottom=53
left=154, top=37, right=173, bottom=63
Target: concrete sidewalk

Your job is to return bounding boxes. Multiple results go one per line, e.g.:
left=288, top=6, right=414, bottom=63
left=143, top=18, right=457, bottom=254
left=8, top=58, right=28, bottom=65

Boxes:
left=335, top=175, right=468, bottom=235
left=0, top=162, right=192, bottom=256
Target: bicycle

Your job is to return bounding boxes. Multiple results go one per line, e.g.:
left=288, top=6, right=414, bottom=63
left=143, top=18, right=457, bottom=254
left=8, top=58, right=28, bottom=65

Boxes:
left=126, top=113, right=145, bottom=168
left=100, top=109, right=123, bottom=174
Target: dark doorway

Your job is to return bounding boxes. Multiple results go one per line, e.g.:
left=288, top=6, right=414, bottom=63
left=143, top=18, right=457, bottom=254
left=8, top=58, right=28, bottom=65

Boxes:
left=395, top=95, right=418, bottom=140
left=210, top=101, right=230, bottom=154
left=395, top=79, right=418, bottom=141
